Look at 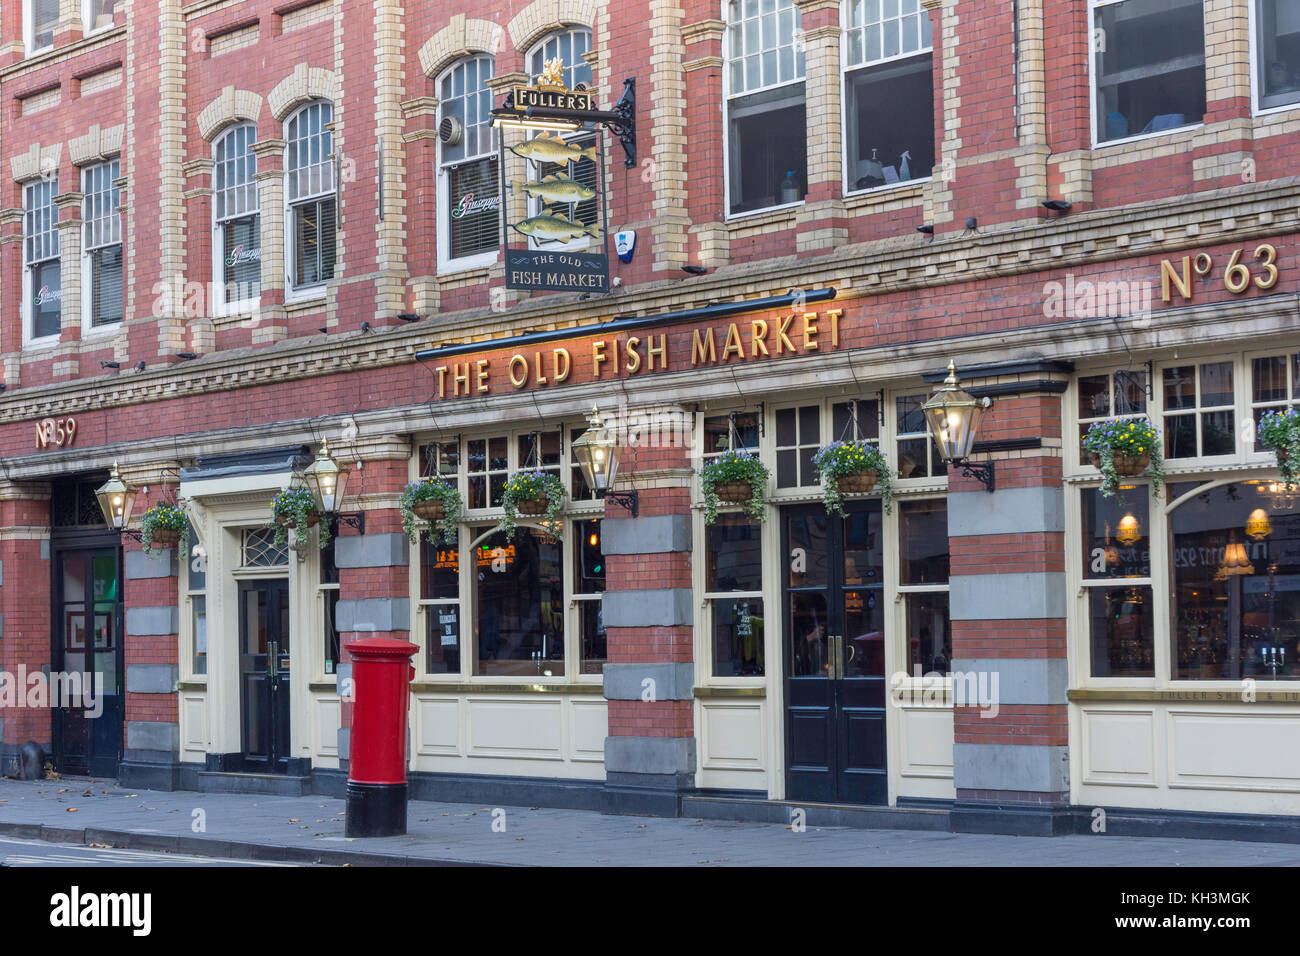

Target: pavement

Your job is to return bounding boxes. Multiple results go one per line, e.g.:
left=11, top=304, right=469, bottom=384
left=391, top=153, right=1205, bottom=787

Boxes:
left=2, top=776, right=1300, bottom=866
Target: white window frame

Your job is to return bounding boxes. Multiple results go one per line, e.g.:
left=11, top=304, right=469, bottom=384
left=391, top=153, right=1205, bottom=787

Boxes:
left=436, top=55, right=499, bottom=274
left=23, top=175, right=61, bottom=348
left=1249, top=0, right=1300, bottom=116
left=1088, top=0, right=1208, bottom=149
left=721, top=0, right=807, bottom=221
left=840, top=0, right=935, bottom=197
left=211, top=122, right=261, bottom=318
left=181, top=524, right=208, bottom=682
left=81, top=158, right=122, bottom=335
left=82, top=0, right=117, bottom=35
left=25, top=0, right=58, bottom=56
left=283, top=100, right=336, bottom=303
left=522, top=29, right=597, bottom=253
left=409, top=427, right=605, bottom=683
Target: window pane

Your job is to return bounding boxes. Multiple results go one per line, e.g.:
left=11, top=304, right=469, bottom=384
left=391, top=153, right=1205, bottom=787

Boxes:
left=899, top=499, right=948, bottom=584
left=90, top=245, right=123, bottom=326
left=708, top=514, right=763, bottom=592
left=727, top=88, right=806, bottom=214
left=474, top=529, right=564, bottom=676
left=1257, top=0, right=1300, bottom=109
left=426, top=604, right=461, bottom=674
left=1081, top=488, right=1150, bottom=580
left=578, top=600, right=605, bottom=674
left=447, top=156, right=500, bottom=259
left=1201, top=409, right=1235, bottom=456
left=1113, top=369, right=1148, bottom=415
left=33, top=0, right=57, bottom=47
left=1089, top=585, right=1154, bottom=677
left=32, top=258, right=60, bottom=338
left=222, top=214, right=261, bottom=301
left=192, top=596, right=207, bottom=675
left=1093, top=0, right=1206, bottom=143
left=715, top=596, right=764, bottom=676
left=575, top=519, right=605, bottom=594
left=1078, top=374, right=1111, bottom=419
left=323, top=588, right=340, bottom=675
left=1253, top=355, right=1288, bottom=404
left=843, top=503, right=883, bottom=587
left=422, top=539, right=460, bottom=600
left=846, top=55, right=934, bottom=188
left=789, top=590, right=828, bottom=676
left=904, top=591, right=950, bottom=675
left=844, top=586, right=885, bottom=676
left=1164, top=414, right=1197, bottom=459
left=1163, top=365, right=1196, bottom=410
left=1200, top=361, right=1233, bottom=407
left=786, top=511, right=829, bottom=588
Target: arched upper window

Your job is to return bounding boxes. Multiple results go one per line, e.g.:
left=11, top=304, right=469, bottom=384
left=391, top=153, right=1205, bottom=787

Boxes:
left=723, top=0, right=806, bottom=215
left=842, top=0, right=935, bottom=193
left=212, top=123, right=261, bottom=311
left=285, top=101, right=336, bottom=293
left=528, top=28, right=592, bottom=88
left=437, top=55, right=499, bottom=270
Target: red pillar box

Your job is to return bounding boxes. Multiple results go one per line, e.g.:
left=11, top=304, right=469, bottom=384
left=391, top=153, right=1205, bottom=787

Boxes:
left=344, top=637, right=418, bottom=838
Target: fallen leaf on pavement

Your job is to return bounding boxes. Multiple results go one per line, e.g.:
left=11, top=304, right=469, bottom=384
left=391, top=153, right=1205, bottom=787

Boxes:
left=66, top=807, right=78, bottom=813
left=288, top=818, right=300, bottom=823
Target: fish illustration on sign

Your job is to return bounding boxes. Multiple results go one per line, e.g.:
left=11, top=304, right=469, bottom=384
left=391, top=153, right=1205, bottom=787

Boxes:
left=514, top=174, right=597, bottom=205
left=508, top=133, right=598, bottom=165
left=512, top=213, right=601, bottom=242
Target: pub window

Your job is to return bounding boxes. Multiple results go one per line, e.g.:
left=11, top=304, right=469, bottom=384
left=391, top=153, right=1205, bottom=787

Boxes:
left=895, top=393, right=944, bottom=479
left=1255, top=0, right=1300, bottom=111
left=82, top=159, right=122, bottom=329
left=320, top=519, right=340, bottom=676
left=25, top=0, right=57, bottom=54
left=185, top=523, right=208, bottom=677
left=575, top=518, right=606, bottom=674
left=24, top=176, right=60, bottom=343
left=843, top=0, right=934, bottom=192
left=775, top=405, right=820, bottom=488
left=1080, top=488, right=1154, bottom=678
left=1250, top=351, right=1300, bottom=452
left=832, top=397, right=881, bottom=444
left=1091, top=0, right=1206, bottom=144
left=285, top=100, right=336, bottom=294
left=1162, top=361, right=1235, bottom=459
left=724, top=0, right=806, bottom=215
left=466, top=435, right=509, bottom=508
left=517, top=430, right=563, bottom=479
left=421, top=531, right=462, bottom=675
left=708, top=514, right=765, bottom=677
left=438, top=55, right=499, bottom=270
left=525, top=30, right=597, bottom=251
left=703, top=411, right=760, bottom=457
left=212, top=122, right=260, bottom=310
left=1077, top=368, right=1148, bottom=465
left=1170, top=481, right=1298, bottom=680
left=83, top=0, right=117, bottom=32
left=898, top=499, right=950, bottom=675
left=474, top=526, right=566, bottom=676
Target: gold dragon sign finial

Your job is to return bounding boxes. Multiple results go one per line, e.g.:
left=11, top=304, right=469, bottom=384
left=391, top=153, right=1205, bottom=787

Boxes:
left=539, top=57, right=567, bottom=89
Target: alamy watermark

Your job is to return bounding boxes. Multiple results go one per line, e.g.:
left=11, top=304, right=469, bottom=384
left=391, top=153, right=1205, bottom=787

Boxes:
left=890, top=666, right=1000, bottom=718
left=1043, top=274, right=1153, bottom=327
left=0, top=667, right=103, bottom=718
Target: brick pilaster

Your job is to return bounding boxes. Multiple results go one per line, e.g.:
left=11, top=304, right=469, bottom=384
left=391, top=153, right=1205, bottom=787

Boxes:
left=0, top=481, right=52, bottom=772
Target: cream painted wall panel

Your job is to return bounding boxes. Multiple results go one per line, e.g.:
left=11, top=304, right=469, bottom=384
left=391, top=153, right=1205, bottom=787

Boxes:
left=414, top=696, right=462, bottom=756
left=1169, top=710, right=1300, bottom=791
left=1081, top=709, right=1157, bottom=787
left=181, top=693, right=207, bottom=754
left=569, top=698, right=608, bottom=763
left=698, top=701, right=765, bottom=771
left=467, top=697, right=564, bottom=760
left=897, top=706, right=955, bottom=779
left=313, top=695, right=340, bottom=757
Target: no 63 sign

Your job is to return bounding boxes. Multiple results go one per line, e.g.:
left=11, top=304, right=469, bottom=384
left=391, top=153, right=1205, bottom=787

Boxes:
left=35, top=416, right=77, bottom=449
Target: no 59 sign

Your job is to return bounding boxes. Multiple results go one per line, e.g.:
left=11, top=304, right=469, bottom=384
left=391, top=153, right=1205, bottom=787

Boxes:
left=35, top=416, right=77, bottom=449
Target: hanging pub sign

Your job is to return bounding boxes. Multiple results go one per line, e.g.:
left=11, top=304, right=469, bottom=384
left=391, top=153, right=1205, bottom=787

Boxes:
left=492, top=59, right=637, bottom=294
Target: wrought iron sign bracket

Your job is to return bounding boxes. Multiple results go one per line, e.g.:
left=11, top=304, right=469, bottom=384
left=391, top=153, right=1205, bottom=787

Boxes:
left=602, top=489, right=639, bottom=518
left=491, top=78, right=637, bottom=168
left=121, top=530, right=144, bottom=542
left=952, top=458, right=995, bottom=493
left=334, top=511, right=366, bottom=535
left=602, top=78, right=636, bottom=168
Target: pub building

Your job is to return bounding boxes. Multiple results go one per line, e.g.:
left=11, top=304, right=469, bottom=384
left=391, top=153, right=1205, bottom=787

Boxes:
left=0, top=0, right=1299, bottom=840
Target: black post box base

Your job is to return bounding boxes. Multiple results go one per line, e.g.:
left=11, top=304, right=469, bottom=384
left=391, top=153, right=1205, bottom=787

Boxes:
left=345, top=781, right=408, bottom=837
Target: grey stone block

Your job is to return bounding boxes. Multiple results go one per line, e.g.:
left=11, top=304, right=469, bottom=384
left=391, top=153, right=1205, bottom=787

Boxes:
left=604, top=735, right=696, bottom=776
left=338, top=727, right=350, bottom=761
left=603, top=662, right=695, bottom=701
left=126, top=548, right=177, bottom=579
left=950, top=572, right=1067, bottom=620
left=336, top=597, right=410, bottom=632
left=951, top=657, right=1068, bottom=706
left=601, top=514, right=692, bottom=555
left=948, top=486, right=1065, bottom=537
left=602, top=588, right=693, bottom=628
left=40, top=540, right=49, bottom=560
left=335, top=533, right=409, bottom=569
left=953, top=743, right=1069, bottom=793
left=126, top=605, right=181, bottom=636
left=126, top=721, right=179, bottom=754
left=126, top=664, right=178, bottom=694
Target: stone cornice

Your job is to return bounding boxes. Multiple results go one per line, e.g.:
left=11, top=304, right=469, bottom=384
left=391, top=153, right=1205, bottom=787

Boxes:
left=682, top=19, right=724, bottom=44
left=683, top=56, right=722, bottom=72
left=0, top=177, right=1297, bottom=439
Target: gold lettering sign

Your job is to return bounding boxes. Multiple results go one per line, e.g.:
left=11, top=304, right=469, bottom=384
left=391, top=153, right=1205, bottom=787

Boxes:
left=1160, top=244, right=1280, bottom=303
left=35, top=416, right=77, bottom=449
left=512, top=86, right=594, bottom=113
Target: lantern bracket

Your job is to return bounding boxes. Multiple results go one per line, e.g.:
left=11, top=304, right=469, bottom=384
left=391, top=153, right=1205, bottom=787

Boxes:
left=334, top=511, right=366, bottom=535
left=951, top=458, right=995, bottom=493
left=601, top=489, right=639, bottom=518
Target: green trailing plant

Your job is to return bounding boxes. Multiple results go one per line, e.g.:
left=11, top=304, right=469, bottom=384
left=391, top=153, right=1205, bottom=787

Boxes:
left=140, top=502, right=190, bottom=559
left=1258, top=408, right=1300, bottom=489
left=1082, top=417, right=1165, bottom=499
left=499, top=470, right=567, bottom=541
left=699, top=449, right=770, bottom=524
left=812, top=440, right=895, bottom=516
left=399, top=478, right=462, bottom=545
left=270, top=486, right=328, bottom=550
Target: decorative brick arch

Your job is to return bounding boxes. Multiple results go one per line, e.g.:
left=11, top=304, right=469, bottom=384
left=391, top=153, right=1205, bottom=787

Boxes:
left=506, top=0, right=599, bottom=57
left=196, top=87, right=264, bottom=141
left=267, top=63, right=339, bottom=122
left=418, top=15, right=506, bottom=80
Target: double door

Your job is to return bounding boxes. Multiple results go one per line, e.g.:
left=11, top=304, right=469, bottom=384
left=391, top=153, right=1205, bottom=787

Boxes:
left=783, top=503, right=888, bottom=805
left=239, top=579, right=292, bottom=772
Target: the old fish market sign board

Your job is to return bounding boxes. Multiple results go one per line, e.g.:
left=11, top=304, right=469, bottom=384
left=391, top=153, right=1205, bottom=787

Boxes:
left=498, top=61, right=609, bottom=292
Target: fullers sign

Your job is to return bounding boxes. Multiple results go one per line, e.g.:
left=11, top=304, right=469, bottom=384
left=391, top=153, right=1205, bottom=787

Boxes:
left=497, top=58, right=609, bottom=293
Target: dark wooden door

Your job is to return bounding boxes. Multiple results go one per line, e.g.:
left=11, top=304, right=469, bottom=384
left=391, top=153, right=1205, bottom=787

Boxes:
left=239, top=579, right=291, bottom=772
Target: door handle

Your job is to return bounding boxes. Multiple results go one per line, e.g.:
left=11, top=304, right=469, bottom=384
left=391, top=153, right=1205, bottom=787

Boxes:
left=829, top=635, right=843, bottom=681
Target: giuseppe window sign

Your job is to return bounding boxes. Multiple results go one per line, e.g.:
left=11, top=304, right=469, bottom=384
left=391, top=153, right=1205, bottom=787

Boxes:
left=430, top=307, right=845, bottom=399
left=225, top=244, right=261, bottom=266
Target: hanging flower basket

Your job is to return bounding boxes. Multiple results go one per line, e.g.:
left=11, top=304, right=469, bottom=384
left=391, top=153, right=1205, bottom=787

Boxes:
left=150, top=528, right=181, bottom=547
left=413, top=499, right=446, bottom=521
left=812, top=440, right=894, bottom=517
left=499, top=471, right=567, bottom=541
left=1258, top=408, right=1300, bottom=490
left=399, top=478, right=462, bottom=546
left=276, top=511, right=320, bottom=529
left=1082, top=418, right=1164, bottom=499
left=699, top=450, right=770, bottom=524
left=269, top=486, right=328, bottom=550
left=139, top=501, right=191, bottom=558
